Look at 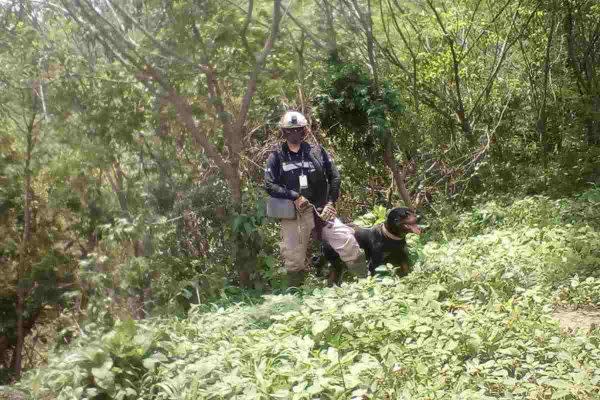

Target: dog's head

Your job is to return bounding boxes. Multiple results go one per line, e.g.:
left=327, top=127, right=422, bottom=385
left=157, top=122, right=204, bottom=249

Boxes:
left=386, top=207, right=422, bottom=236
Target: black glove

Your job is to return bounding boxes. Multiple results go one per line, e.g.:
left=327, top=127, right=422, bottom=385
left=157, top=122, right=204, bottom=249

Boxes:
left=320, top=202, right=336, bottom=221
left=294, top=196, right=312, bottom=214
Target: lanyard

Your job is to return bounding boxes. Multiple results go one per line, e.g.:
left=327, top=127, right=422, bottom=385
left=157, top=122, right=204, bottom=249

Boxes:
left=287, top=148, right=305, bottom=176
left=286, top=148, right=308, bottom=192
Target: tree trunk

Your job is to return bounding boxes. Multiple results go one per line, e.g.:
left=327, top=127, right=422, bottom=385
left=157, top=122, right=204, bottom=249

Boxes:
left=13, top=288, right=25, bottom=378
left=9, top=308, right=40, bottom=372
left=222, top=160, right=250, bottom=286
left=0, top=336, right=9, bottom=367
left=538, top=12, right=556, bottom=161
left=564, top=5, right=600, bottom=146
left=108, top=160, right=129, bottom=216
left=66, top=1, right=282, bottom=291
left=383, top=136, right=412, bottom=208
left=14, top=116, right=34, bottom=379
left=364, top=0, right=378, bottom=88
left=587, top=95, right=600, bottom=146
left=226, top=166, right=243, bottom=209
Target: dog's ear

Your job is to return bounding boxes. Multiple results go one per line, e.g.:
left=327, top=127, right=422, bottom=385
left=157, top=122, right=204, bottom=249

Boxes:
left=387, top=207, right=422, bottom=235
left=387, top=207, right=411, bottom=220
left=386, top=208, right=406, bottom=231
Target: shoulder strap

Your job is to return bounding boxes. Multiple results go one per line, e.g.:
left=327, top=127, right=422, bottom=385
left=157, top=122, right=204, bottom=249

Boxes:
left=305, top=144, right=324, bottom=170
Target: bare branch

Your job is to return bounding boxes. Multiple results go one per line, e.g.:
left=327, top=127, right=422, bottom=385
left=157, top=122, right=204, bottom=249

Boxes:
left=468, top=0, right=538, bottom=120
left=318, top=0, right=338, bottom=57
left=234, top=0, right=282, bottom=140
left=62, top=1, right=233, bottom=177
left=460, top=0, right=483, bottom=50
left=106, top=0, right=197, bottom=67
left=457, top=0, right=513, bottom=63
left=161, top=81, right=229, bottom=173
left=565, top=6, right=590, bottom=94
left=201, top=64, right=235, bottom=153
left=284, top=9, right=328, bottom=51
left=240, top=0, right=254, bottom=56
left=426, top=0, right=470, bottom=134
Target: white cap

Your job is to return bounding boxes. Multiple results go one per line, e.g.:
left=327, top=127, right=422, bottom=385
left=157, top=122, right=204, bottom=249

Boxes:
left=279, top=111, right=308, bottom=128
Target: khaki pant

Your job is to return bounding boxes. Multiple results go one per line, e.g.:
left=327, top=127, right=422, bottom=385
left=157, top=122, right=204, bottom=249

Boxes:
left=280, top=211, right=364, bottom=273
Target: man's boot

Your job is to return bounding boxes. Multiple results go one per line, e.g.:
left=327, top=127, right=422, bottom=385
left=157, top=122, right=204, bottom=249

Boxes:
left=287, top=270, right=307, bottom=289
left=346, top=251, right=368, bottom=278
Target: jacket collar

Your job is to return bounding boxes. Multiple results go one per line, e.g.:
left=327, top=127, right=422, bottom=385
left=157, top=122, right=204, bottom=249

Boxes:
left=282, top=141, right=309, bottom=155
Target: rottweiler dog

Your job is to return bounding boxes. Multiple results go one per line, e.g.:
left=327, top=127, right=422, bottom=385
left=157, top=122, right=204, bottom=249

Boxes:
left=315, top=207, right=421, bottom=285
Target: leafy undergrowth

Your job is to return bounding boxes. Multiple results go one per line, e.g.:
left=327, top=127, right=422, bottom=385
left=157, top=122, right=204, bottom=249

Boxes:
left=14, top=188, right=600, bottom=399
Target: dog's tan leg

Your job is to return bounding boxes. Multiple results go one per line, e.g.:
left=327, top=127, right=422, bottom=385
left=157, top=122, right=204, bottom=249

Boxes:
left=399, top=262, right=410, bottom=276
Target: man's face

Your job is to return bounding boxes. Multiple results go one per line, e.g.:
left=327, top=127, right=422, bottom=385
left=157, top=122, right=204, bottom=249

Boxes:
left=283, top=127, right=305, bottom=145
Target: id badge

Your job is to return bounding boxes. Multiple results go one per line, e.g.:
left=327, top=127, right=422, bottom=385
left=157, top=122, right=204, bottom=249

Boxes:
left=299, top=174, right=308, bottom=189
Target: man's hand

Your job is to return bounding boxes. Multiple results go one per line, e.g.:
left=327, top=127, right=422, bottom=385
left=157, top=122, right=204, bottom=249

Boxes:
left=320, top=202, right=336, bottom=221
left=294, top=196, right=311, bottom=214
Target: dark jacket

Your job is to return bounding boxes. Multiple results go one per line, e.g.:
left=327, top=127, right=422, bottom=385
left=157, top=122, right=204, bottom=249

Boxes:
left=264, top=142, right=341, bottom=208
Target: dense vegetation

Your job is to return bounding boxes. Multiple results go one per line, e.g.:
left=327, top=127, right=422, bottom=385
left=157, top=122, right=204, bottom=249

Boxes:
left=1, top=0, right=599, bottom=397
left=10, top=189, right=600, bottom=399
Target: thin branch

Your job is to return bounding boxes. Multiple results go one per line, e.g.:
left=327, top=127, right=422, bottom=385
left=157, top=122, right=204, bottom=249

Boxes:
left=426, top=0, right=468, bottom=132
left=564, top=6, right=589, bottom=94
left=319, top=0, right=338, bottom=57
left=391, top=0, right=428, bottom=52
left=63, top=1, right=231, bottom=174
left=161, top=83, right=230, bottom=173
left=468, top=0, right=538, bottom=121
left=385, top=0, right=419, bottom=109
left=234, top=0, right=283, bottom=140
left=103, top=0, right=125, bottom=32
left=201, top=64, right=234, bottom=149
left=518, top=35, right=539, bottom=109
left=240, top=0, right=254, bottom=56
left=78, top=0, right=139, bottom=54
left=221, top=0, right=270, bottom=28
left=106, top=0, right=197, bottom=67
left=63, top=1, right=138, bottom=69
left=457, top=0, right=513, bottom=63
left=460, top=0, right=483, bottom=52
left=284, top=9, right=328, bottom=50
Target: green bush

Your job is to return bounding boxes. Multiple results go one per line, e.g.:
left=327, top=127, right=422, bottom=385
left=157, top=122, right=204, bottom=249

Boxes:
left=20, top=280, right=600, bottom=399
left=15, top=190, right=600, bottom=399
left=428, top=186, right=600, bottom=241
left=555, top=276, right=600, bottom=307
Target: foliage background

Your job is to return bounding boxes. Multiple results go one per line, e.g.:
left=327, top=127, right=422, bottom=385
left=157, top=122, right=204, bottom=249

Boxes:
left=0, top=0, right=599, bottom=394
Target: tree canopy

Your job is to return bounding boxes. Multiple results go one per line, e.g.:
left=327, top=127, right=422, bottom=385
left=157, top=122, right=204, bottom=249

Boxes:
left=0, top=0, right=599, bottom=388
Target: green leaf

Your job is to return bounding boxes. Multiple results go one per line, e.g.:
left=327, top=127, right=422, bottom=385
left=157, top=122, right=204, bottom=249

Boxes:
left=142, top=353, right=168, bottom=371
left=551, top=389, right=571, bottom=399
left=312, top=319, right=330, bottom=336
left=383, top=319, right=409, bottom=332
left=91, top=359, right=115, bottom=390
left=414, top=325, right=432, bottom=333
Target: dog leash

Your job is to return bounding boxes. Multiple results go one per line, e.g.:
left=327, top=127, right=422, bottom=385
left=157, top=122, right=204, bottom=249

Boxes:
left=295, top=204, right=334, bottom=243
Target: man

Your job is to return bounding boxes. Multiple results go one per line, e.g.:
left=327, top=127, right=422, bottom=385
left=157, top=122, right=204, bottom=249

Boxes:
left=264, top=111, right=367, bottom=287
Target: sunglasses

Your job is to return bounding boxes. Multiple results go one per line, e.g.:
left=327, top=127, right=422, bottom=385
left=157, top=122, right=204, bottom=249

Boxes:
left=282, top=127, right=305, bottom=134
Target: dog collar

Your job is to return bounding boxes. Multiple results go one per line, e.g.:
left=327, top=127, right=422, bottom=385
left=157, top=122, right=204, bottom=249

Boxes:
left=381, top=223, right=405, bottom=241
